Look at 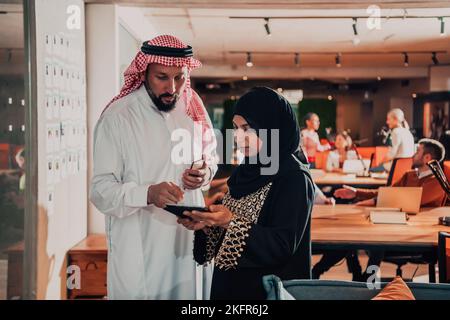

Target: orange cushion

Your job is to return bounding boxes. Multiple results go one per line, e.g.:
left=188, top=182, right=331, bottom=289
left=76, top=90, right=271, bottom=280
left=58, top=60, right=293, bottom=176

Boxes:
left=314, top=151, right=329, bottom=170
left=374, top=146, right=389, bottom=167
left=371, top=276, right=416, bottom=300
left=355, top=147, right=374, bottom=160
left=390, top=158, right=413, bottom=186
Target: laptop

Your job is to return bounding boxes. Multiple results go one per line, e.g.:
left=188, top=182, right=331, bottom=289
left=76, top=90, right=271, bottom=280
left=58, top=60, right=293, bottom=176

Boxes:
left=343, top=159, right=371, bottom=174
left=376, top=187, right=423, bottom=214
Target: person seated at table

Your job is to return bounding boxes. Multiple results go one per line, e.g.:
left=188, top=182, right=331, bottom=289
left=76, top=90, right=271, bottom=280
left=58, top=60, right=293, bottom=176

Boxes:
left=325, top=131, right=357, bottom=173
left=370, top=108, right=415, bottom=173
left=312, top=138, right=447, bottom=281
left=297, top=145, right=335, bottom=205
left=300, top=112, right=331, bottom=168
left=335, top=138, right=447, bottom=207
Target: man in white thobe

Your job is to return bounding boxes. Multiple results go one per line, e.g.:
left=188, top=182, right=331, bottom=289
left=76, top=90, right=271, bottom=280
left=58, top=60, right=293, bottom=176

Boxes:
left=90, top=35, right=217, bottom=299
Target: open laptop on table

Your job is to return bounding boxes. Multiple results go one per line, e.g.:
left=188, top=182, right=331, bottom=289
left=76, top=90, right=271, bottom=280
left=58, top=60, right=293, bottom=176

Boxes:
left=376, top=187, right=423, bottom=214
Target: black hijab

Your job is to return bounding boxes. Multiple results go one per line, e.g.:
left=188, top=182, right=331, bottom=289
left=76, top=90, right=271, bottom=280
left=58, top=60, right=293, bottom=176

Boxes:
left=227, top=87, right=310, bottom=198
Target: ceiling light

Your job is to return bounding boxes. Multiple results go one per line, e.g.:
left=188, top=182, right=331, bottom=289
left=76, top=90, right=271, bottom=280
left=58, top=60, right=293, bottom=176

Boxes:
left=246, top=52, right=253, bottom=67
left=294, top=53, right=300, bottom=67
left=264, top=18, right=271, bottom=36
left=403, top=52, right=409, bottom=67
left=352, top=18, right=358, bottom=35
left=439, top=17, right=446, bottom=36
left=432, top=52, right=439, bottom=65
left=335, top=53, right=342, bottom=67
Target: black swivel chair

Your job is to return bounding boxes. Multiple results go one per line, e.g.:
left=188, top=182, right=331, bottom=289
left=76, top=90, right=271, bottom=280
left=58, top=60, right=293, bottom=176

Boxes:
left=438, top=232, right=450, bottom=284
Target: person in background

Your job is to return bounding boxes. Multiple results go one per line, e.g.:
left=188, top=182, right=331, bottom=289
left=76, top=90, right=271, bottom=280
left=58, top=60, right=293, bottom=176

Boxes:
left=313, top=138, right=447, bottom=280
left=300, top=112, right=331, bottom=168
left=325, top=131, right=357, bottom=173
left=15, top=148, right=25, bottom=192
left=335, top=138, right=447, bottom=280
left=311, top=132, right=360, bottom=280
left=370, top=108, right=415, bottom=172
left=439, top=130, right=450, bottom=161
left=335, top=138, right=447, bottom=207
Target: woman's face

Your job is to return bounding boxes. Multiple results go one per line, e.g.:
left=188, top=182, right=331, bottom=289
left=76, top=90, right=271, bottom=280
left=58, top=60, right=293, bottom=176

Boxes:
left=307, top=114, right=320, bottom=131
left=233, top=115, right=262, bottom=158
left=386, top=113, right=398, bottom=129
left=335, top=134, right=347, bottom=150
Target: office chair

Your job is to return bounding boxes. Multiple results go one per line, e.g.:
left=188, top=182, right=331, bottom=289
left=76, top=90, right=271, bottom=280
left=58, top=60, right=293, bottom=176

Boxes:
left=438, top=232, right=450, bottom=284
left=386, top=157, right=413, bottom=186
left=427, top=160, right=450, bottom=198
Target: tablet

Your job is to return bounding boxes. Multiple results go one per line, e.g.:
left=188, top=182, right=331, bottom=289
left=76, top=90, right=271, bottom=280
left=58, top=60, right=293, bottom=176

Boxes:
left=164, top=205, right=209, bottom=220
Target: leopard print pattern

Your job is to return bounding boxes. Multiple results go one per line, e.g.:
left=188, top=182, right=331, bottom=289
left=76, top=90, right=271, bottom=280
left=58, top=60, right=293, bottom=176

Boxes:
left=213, top=183, right=272, bottom=270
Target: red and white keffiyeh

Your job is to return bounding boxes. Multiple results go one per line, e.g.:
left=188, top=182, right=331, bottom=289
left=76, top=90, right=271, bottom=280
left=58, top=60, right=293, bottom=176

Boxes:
left=102, top=35, right=209, bottom=133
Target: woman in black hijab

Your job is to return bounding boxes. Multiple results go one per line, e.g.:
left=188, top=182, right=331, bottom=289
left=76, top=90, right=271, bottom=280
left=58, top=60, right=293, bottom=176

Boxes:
left=179, top=87, right=315, bottom=300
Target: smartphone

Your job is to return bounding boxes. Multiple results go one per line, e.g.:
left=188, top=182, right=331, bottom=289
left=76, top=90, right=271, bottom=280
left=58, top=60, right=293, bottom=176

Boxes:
left=165, top=205, right=209, bottom=220
left=189, top=159, right=205, bottom=178
left=190, top=159, right=205, bottom=170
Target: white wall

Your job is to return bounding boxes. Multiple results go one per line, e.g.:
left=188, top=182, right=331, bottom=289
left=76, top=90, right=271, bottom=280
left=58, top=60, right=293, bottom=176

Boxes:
left=430, top=65, right=450, bottom=92
left=117, top=6, right=159, bottom=42
left=86, top=4, right=120, bottom=234
left=34, top=0, right=87, bottom=299
left=86, top=5, right=161, bottom=234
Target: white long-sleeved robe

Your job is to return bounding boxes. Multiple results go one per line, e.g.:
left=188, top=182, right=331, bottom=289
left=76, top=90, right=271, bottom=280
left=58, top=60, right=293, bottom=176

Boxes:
left=90, top=85, right=217, bottom=299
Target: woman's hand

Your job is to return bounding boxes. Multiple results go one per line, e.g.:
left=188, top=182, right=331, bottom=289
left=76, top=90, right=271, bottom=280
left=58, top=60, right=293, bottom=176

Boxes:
left=184, top=205, right=234, bottom=229
left=176, top=217, right=207, bottom=231
left=204, top=192, right=225, bottom=207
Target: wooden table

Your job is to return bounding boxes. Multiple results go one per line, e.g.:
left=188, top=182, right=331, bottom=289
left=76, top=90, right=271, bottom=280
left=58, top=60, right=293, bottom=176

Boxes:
left=64, top=205, right=449, bottom=294
left=312, top=205, right=450, bottom=282
left=311, top=169, right=387, bottom=187
left=0, top=169, right=21, bottom=176
left=67, top=234, right=107, bottom=299
left=4, top=241, right=24, bottom=300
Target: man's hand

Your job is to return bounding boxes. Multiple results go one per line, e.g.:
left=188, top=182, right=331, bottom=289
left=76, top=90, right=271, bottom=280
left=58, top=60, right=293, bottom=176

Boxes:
left=334, top=185, right=357, bottom=199
left=183, top=205, right=233, bottom=229
left=182, top=161, right=208, bottom=190
left=355, top=198, right=376, bottom=206
left=324, top=197, right=336, bottom=206
left=147, top=182, right=184, bottom=208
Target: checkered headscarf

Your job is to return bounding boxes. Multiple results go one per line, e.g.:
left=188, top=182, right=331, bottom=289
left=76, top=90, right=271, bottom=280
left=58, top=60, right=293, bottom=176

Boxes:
left=102, top=35, right=208, bottom=132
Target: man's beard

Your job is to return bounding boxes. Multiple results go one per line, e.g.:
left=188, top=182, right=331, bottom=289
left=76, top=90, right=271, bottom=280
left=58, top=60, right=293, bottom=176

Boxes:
left=412, top=160, right=422, bottom=169
left=145, top=83, right=179, bottom=113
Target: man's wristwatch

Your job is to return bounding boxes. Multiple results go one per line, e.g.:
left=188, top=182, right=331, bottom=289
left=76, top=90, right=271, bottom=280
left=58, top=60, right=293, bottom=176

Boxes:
left=201, top=166, right=213, bottom=187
